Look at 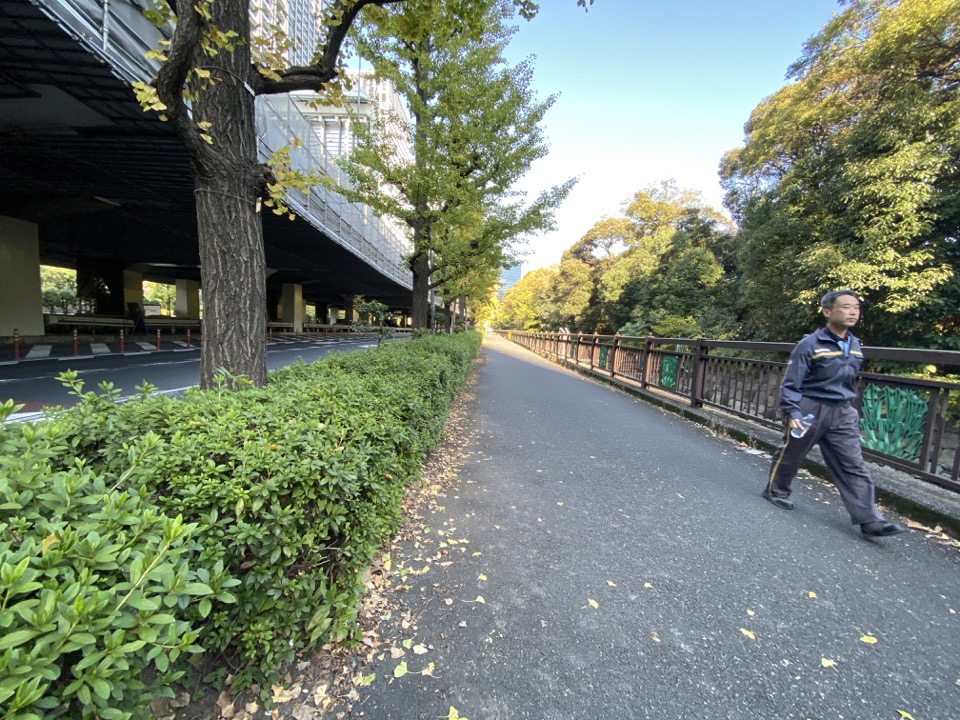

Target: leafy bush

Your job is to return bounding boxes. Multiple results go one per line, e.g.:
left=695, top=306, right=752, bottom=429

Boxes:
left=1, top=332, right=481, bottom=708
left=0, top=402, right=219, bottom=720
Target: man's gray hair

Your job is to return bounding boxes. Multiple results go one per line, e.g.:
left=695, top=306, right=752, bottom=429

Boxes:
left=821, top=289, right=860, bottom=310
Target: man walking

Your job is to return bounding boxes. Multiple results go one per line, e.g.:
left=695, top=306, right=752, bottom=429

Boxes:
left=763, top=289, right=905, bottom=537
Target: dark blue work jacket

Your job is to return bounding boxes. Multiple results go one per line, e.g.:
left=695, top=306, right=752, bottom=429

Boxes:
left=779, top=327, right=864, bottom=420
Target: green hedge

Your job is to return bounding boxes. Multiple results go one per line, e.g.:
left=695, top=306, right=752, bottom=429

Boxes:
left=0, top=332, right=481, bottom=718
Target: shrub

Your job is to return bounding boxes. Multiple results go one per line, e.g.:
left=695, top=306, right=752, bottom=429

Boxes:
left=0, top=402, right=223, bottom=720
left=9, top=332, right=482, bottom=697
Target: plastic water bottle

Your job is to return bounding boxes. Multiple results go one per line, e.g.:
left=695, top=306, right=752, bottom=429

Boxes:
left=791, top=413, right=815, bottom=438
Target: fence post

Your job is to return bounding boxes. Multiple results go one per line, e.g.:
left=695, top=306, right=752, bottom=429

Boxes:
left=590, top=333, right=598, bottom=371
left=611, top=332, right=620, bottom=378
left=73, top=328, right=78, bottom=356
left=156, top=328, right=161, bottom=350
left=691, top=336, right=708, bottom=408
left=119, top=328, right=125, bottom=353
left=576, top=333, right=583, bottom=365
left=186, top=328, right=191, bottom=348
left=13, top=328, right=19, bottom=361
left=641, top=335, right=653, bottom=388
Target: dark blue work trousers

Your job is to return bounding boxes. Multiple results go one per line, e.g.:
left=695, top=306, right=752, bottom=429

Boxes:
left=767, top=398, right=885, bottom=525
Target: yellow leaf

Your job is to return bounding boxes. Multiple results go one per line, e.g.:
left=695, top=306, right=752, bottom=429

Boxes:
left=421, top=662, right=436, bottom=677
left=588, top=598, right=599, bottom=609
left=808, top=591, right=817, bottom=598
left=474, top=595, right=485, bottom=604
left=447, top=707, right=468, bottom=720
left=383, top=556, right=392, bottom=572
left=478, top=573, right=487, bottom=582
left=860, top=634, right=878, bottom=644
left=412, top=644, right=428, bottom=655
left=357, top=673, right=375, bottom=687
left=393, top=662, right=408, bottom=678
left=740, top=628, right=755, bottom=640
left=896, top=712, right=915, bottom=720
left=644, top=582, right=654, bottom=589
left=746, top=609, right=755, bottom=617
left=821, top=658, right=836, bottom=668
left=41, top=534, right=60, bottom=555
left=607, top=580, right=617, bottom=587
left=200, top=133, right=213, bottom=145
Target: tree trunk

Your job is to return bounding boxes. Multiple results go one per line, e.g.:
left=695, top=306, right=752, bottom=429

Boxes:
left=191, top=0, right=266, bottom=388
left=411, top=250, right=431, bottom=329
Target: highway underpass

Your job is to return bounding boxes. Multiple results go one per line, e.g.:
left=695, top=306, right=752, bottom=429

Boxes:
left=0, top=0, right=415, bottom=340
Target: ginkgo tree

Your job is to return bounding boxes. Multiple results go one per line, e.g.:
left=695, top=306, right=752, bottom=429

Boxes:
left=330, top=0, right=574, bottom=328
left=133, top=0, right=592, bottom=387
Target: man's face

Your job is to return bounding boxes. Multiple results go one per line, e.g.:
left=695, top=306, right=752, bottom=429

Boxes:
left=823, top=294, right=861, bottom=331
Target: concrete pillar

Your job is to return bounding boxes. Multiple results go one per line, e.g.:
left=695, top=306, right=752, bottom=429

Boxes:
left=123, top=270, right=144, bottom=313
left=175, top=279, right=201, bottom=318
left=77, top=258, right=125, bottom=315
left=314, top=303, right=329, bottom=325
left=265, top=285, right=281, bottom=322
left=0, top=216, right=43, bottom=337
left=280, top=283, right=304, bottom=332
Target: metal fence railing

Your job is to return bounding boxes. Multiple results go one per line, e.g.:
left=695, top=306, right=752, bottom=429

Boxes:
left=498, top=330, right=960, bottom=494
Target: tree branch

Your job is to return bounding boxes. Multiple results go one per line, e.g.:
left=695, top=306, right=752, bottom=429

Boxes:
left=155, top=2, right=202, bottom=147
left=255, top=0, right=406, bottom=95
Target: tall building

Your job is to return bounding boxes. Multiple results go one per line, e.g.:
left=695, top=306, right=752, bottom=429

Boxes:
left=250, top=0, right=324, bottom=68
left=292, top=70, right=413, bottom=166
left=498, top=264, right=522, bottom=300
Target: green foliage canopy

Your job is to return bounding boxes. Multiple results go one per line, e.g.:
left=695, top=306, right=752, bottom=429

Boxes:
left=720, top=0, right=960, bottom=344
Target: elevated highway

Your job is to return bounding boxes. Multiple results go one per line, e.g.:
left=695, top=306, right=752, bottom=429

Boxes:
left=0, top=0, right=414, bottom=337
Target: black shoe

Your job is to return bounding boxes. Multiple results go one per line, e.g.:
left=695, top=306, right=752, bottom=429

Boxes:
left=762, top=491, right=794, bottom=510
left=860, top=521, right=906, bottom=537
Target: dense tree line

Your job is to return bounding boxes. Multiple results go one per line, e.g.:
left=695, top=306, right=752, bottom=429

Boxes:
left=499, top=0, right=959, bottom=349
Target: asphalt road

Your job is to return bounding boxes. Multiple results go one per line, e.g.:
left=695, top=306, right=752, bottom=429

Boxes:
left=354, top=334, right=960, bottom=720
left=0, top=336, right=380, bottom=420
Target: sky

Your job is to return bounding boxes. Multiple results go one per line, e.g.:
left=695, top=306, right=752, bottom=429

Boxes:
left=501, top=0, right=843, bottom=272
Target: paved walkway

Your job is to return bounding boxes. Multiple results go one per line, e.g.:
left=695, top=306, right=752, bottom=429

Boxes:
left=354, top=334, right=960, bottom=720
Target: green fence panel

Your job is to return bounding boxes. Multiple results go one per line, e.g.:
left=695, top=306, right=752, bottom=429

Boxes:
left=660, top=355, right=679, bottom=389
left=860, top=384, right=928, bottom=461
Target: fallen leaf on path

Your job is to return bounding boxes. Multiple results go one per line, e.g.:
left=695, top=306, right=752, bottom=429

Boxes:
left=860, top=634, right=878, bottom=644
left=808, top=591, right=817, bottom=599
left=896, top=711, right=916, bottom=720
left=740, top=628, right=755, bottom=640
left=478, top=573, right=487, bottom=582
left=821, top=658, right=836, bottom=668
left=448, top=707, right=469, bottom=720
left=607, top=580, right=617, bottom=587
left=393, top=662, right=408, bottom=678
left=643, top=582, right=653, bottom=590
left=587, top=598, right=599, bottom=609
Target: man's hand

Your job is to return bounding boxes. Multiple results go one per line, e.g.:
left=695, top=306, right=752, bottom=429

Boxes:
left=788, top=418, right=804, bottom=431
